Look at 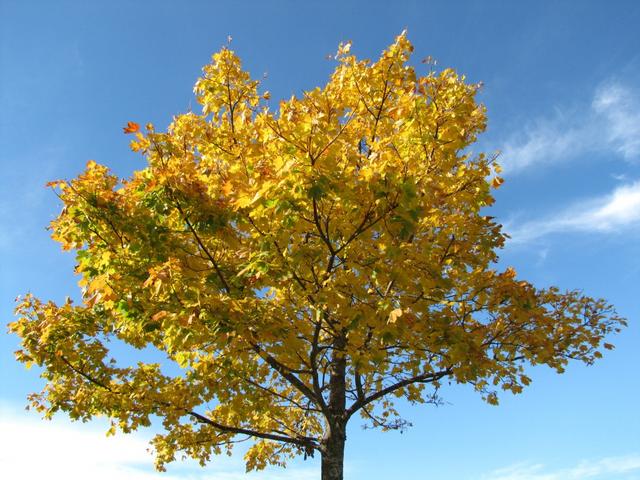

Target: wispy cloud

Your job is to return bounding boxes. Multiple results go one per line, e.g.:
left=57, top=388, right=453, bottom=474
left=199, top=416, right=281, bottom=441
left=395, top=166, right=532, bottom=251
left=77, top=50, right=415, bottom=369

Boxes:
left=592, top=82, right=640, bottom=160
left=481, top=454, right=640, bottom=480
left=499, top=80, right=640, bottom=174
left=506, top=179, right=640, bottom=243
left=0, top=404, right=318, bottom=480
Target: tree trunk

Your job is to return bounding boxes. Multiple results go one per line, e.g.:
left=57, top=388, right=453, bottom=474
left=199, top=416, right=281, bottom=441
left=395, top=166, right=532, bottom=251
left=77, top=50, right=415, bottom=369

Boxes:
left=322, top=333, right=347, bottom=480
left=321, top=422, right=346, bottom=480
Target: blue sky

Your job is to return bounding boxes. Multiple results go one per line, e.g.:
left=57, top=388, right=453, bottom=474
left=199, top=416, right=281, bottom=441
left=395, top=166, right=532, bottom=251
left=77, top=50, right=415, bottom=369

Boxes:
left=1, top=1, right=639, bottom=479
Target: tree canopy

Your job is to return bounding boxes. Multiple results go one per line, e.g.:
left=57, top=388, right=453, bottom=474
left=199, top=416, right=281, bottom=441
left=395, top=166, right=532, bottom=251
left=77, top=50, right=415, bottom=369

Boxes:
left=10, top=33, right=624, bottom=480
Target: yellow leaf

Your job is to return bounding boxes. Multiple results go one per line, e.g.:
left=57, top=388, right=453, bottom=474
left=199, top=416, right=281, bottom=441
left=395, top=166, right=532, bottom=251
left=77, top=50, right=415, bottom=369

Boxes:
left=337, top=41, right=352, bottom=55
left=234, top=194, right=252, bottom=209
left=504, top=267, right=517, bottom=279
left=388, top=308, right=403, bottom=323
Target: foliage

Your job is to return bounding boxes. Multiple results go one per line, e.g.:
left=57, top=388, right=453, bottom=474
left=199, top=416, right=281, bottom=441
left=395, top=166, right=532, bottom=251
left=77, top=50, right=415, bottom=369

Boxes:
left=10, top=33, right=624, bottom=474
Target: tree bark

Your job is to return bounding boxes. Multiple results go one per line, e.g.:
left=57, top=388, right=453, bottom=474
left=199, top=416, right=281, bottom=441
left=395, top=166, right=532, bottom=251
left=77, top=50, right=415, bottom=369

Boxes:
left=321, top=421, right=346, bottom=480
left=321, top=333, right=347, bottom=480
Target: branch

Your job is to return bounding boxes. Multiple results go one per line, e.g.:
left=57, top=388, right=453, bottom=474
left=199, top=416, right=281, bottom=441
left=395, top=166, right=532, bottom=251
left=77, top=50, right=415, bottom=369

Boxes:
left=354, top=367, right=365, bottom=403
left=310, top=111, right=355, bottom=163
left=60, top=355, right=114, bottom=392
left=345, top=368, right=451, bottom=418
left=173, top=199, right=232, bottom=294
left=312, top=197, right=336, bottom=255
left=240, top=376, right=313, bottom=412
left=250, top=342, right=328, bottom=416
left=186, top=409, right=317, bottom=449
left=309, top=310, right=329, bottom=414
left=60, top=355, right=318, bottom=450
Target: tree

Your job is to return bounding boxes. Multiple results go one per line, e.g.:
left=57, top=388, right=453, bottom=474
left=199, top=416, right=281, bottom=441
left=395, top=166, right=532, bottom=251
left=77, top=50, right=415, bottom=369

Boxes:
left=10, top=33, right=624, bottom=480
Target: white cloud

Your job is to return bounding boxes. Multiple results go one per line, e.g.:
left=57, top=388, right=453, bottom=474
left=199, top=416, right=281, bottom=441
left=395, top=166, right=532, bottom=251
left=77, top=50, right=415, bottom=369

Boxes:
left=499, top=113, right=589, bottom=174
left=482, top=454, right=640, bottom=480
left=499, top=80, right=640, bottom=174
left=0, top=407, right=162, bottom=480
left=0, top=404, right=318, bottom=480
left=593, top=82, right=640, bottom=159
left=506, top=180, right=640, bottom=243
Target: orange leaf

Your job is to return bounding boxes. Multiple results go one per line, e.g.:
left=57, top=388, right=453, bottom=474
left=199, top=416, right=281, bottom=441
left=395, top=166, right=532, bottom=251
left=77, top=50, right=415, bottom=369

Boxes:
left=123, top=121, right=140, bottom=134
left=152, top=311, right=168, bottom=322
left=222, top=181, right=234, bottom=196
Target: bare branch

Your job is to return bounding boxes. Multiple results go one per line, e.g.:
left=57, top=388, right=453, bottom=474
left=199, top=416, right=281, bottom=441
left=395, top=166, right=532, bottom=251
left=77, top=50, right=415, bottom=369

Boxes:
left=345, top=369, right=451, bottom=418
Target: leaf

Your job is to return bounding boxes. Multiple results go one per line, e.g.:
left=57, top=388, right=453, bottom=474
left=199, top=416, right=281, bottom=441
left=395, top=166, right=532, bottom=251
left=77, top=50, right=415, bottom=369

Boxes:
left=152, top=310, right=168, bottom=322
left=504, top=267, right=517, bottom=279
left=388, top=308, right=403, bottom=324
left=222, top=181, right=234, bottom=196
left=491, top=176, right=504, bottom=188
left=337, top=41, right=352, bottom=56
left=123, top=121, right=140, bottom=134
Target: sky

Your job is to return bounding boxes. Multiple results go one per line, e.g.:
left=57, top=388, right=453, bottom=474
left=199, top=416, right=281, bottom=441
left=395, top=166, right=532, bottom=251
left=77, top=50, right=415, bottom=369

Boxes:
left=1, top=1, right=639, bottom=479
